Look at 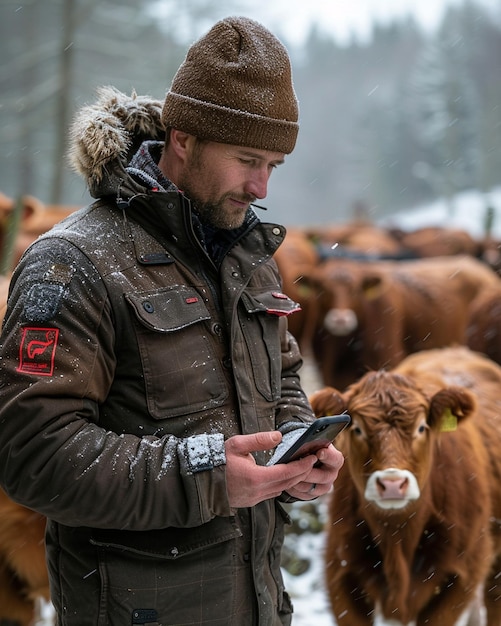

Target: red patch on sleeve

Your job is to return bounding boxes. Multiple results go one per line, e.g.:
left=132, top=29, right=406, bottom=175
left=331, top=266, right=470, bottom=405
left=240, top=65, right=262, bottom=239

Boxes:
left=17, top=327, right=59, bottom=376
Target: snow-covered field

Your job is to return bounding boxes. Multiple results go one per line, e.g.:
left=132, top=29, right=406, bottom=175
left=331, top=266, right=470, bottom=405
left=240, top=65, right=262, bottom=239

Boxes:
left=284, top=522, right=337, bottom=626
left=284, top=360, right=337, bottom=626
left=380, top=186, right=501, bottom=238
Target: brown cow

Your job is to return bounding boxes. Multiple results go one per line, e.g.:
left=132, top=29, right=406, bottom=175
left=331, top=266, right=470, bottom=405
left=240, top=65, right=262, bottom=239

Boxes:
left=0, top=276, right=50, bottom=623
left=466, top=285, right=501, bottom=365
left=389, top=225, right=481, bottom=258
left=303, top=254, right=501, bottom=389
left=306, top=222, right=407, bottom=260
left=0, top=193, right=78, bottom=273
left=0, top=273, right=9, bottom=327
left=0, top=488, right=50, bottom=625
left=0, top=199, right=56, bottom=623
left=310, top=346, right=501, bottom=626
left=273, top=228, right=319, bottom=353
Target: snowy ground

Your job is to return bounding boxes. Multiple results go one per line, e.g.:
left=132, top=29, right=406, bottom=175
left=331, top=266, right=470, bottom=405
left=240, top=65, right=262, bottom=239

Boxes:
left=283, top=359, right=338, bottom=626
left=380, top=185, right=501, bottom=238
left=284, top=522, right=337, bottom=626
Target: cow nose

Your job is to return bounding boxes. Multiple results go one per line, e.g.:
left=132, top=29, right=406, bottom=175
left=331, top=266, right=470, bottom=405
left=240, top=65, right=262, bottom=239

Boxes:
left=377, top=474, right=409, bottom=499
left=324, top=308, right=358, bottom=336
left=365, top=468, right=421, bottom=509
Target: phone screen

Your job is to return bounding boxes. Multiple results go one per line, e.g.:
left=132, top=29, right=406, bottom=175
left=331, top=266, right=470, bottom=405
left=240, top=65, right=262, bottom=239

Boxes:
left=269, top=414, right=350, bottom=465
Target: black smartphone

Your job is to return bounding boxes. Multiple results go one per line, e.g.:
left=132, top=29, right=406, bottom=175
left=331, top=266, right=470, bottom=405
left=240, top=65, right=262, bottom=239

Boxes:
left=269, top=414, right=351, bottom=465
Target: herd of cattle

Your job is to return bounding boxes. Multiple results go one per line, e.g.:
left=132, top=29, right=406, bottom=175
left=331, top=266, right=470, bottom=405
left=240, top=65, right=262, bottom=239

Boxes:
left=276, top=221, right=501, bottom=625
left=275, top=222, right=501, bottom=390
left=2, top=194, right=501, bottom=624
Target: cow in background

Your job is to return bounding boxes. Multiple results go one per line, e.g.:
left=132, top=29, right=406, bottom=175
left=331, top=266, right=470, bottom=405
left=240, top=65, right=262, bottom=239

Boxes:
left=0, top=192, right=76, bottom=624
left=0, top=273, right=9, bottom=327
left=310, top=346, right=501, bottom=626
left=0, top=288, right=51, bottom=624
left=0, top=489, right=50, bottom=625
left=0, top=192, right=78, bottom=332
left=466, top=285, right=501, bottom=365
left=389, top=225, right=481, bottom=258
left=306, top=221, right=484, bottom=262
left=301, top=254, right=501, bottom=389
left=273, top=228, right=320, bottom=353
left=0, top=192, right=78, bottom=273
left=306, top=221, right=409, bottom=261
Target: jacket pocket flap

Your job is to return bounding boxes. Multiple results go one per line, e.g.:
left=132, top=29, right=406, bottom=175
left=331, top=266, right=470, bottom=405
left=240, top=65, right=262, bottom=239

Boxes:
left=241, top=291, right=301, bottom=317
left=126, top=287, right=211, bottom=332
left=90, top=517, right=242, bottom=560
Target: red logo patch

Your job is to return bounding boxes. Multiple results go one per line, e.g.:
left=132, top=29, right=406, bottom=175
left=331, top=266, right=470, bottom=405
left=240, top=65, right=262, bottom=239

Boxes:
left=17, top=327, right=59, bottom=376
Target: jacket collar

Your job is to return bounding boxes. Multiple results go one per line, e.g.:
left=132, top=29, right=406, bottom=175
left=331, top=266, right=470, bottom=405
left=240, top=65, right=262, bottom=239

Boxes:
left=124, top=141, right=261, bottom=267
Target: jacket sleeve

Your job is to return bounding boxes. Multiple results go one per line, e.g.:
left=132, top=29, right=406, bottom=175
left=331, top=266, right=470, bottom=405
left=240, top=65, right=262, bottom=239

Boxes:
left=0, top=238, right=231, bottom=530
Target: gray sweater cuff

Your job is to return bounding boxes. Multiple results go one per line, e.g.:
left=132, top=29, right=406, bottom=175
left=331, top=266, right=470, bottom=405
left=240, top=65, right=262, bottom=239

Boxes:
left=179, top=433, right=226, bottom=475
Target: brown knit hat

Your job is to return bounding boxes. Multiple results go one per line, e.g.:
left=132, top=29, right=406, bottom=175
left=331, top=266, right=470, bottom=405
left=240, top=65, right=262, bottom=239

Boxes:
left=162, top=16, right=299, bottom=154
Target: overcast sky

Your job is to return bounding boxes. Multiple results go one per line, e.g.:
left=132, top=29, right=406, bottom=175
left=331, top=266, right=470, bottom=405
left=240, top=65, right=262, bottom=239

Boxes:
left=208, top=0, right=501, bottom=46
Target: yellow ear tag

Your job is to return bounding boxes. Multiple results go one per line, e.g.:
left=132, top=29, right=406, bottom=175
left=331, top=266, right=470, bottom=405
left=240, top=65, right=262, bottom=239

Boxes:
left=364, top=283, right=383, bottom=300
left=440, top=408, right=458, bottom=432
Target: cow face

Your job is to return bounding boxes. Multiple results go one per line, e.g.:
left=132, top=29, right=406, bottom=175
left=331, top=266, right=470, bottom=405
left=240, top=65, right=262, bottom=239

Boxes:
left=0, top=195, right=41, bottom=272
left=310, top=372, right=476, bottom=512
left=303, top=260, right=387, bottom=337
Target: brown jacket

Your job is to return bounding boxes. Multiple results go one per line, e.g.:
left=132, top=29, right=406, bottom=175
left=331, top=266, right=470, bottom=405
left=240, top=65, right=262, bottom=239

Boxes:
left=0, top=90, right=313, bottom=625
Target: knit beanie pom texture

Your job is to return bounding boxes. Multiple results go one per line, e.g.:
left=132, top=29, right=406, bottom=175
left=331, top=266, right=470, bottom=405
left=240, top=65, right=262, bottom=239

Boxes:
left=162, top=16, right=299, bottom=154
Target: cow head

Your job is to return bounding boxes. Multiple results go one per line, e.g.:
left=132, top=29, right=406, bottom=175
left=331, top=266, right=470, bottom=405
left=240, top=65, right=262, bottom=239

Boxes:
left=310, top=371, right=476, bottom=512
left=0, top=194, right=43, bottom=272
left=301, top=260, right=388, bottom=337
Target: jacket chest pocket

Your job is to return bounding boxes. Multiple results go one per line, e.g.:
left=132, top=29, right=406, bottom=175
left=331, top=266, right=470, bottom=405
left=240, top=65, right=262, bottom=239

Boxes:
left=240, top=290, right=301, bottom=402
left=126, top=287, right=228, bottom=419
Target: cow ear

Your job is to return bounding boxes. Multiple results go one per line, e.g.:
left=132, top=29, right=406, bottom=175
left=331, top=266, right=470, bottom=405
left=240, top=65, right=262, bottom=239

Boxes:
left=0, top=193, right=41, bottom=226
left=361, top=274, right=384, bottom=300
left=18, top=194, right=43, bottom=219
left=294, top=274, right=316, bottom=299
left=428, top=386, right=476, bottom=431
left=309, top=386, right=347, bottom=418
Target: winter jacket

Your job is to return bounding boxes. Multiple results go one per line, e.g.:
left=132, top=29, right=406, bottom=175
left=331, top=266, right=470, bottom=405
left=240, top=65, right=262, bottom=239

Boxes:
left=0, top=87, right=314, bottom=625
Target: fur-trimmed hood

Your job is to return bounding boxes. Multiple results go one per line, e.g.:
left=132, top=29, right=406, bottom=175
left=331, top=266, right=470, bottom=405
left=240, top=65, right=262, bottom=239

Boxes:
left=68, top=86, right=165, bottom=199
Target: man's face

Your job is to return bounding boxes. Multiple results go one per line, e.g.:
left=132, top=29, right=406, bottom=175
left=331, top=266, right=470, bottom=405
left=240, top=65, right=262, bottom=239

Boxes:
left=177, top=140, right=285, bottom=230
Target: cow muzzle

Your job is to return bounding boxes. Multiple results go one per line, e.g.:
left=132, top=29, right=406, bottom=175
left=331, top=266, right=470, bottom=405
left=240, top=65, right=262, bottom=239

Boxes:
left=323, top=308, right=358, bottom=336
left=364, top=468, right=420, bottom=510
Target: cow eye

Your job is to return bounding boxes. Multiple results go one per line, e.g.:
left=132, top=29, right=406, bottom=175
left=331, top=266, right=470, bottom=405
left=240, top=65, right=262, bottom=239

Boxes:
left=415, top=420, right=428, bottom=436
left=351, top=424, right=364, bottom=437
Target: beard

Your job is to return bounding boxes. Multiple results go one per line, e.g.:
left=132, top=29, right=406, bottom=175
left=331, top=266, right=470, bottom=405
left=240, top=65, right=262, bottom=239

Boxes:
left=177, top=141, right=255, bottom=230
left=188, top=192, right=254, bottom=230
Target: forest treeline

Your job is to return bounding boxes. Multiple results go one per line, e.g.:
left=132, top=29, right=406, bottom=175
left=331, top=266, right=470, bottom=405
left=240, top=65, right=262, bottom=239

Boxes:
left=1, top=0, right=500, bottom=225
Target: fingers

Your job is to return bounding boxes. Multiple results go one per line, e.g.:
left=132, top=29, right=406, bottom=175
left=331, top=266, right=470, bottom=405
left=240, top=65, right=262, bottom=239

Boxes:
left=225, top=440, right=318, bottom=508
left=224, top=434, right=344, bottom=508
left=284, top=445, right=345, bottom=501
left=316, top=444, right=345, bottom=472
left=225, top=431, right=282, bottom=456
left=286, top=477, right=332, bottom=500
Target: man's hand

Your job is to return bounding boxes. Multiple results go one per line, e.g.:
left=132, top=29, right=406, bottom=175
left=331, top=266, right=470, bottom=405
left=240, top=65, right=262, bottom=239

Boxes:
left=282, top=444, right=344, bottom=500
left=224, top=432, right=344, bottom=508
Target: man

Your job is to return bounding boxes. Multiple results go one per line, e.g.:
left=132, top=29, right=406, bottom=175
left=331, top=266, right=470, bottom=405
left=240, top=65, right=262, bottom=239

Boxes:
left=0, top=16, right=343, bottom=625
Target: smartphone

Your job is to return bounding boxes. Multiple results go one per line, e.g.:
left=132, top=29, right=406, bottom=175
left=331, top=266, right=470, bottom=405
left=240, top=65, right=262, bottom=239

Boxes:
left=269, top=414, right=351, bottom=465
